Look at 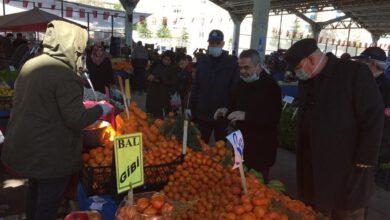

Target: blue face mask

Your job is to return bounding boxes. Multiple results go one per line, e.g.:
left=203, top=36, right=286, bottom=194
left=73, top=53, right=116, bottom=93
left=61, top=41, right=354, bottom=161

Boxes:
left=241, top=73, right=259, bottom=83
left=208, top=47, right=223, bottom=57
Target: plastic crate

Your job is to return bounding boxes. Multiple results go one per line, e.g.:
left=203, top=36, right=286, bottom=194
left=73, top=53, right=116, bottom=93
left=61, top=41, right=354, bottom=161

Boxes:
left=81, top=155, right=184, bottom=197
left=80, top=165, right=114, bottom=196
left=137, top=155, right=185, bottom=192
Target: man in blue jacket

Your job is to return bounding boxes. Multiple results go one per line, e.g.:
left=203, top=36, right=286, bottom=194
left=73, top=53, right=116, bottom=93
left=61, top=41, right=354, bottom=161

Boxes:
left=190, top=30, right=240, bottom=142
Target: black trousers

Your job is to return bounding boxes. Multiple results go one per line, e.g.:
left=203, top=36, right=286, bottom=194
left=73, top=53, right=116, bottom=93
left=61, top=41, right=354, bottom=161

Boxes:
left=133, top=59, right=147, bottom=92
left=26, top=176, right=70, bottom=220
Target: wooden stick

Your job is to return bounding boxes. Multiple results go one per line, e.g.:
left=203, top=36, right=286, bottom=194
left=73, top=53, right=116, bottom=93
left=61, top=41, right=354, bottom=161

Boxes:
left=182, top=120, right=189, bottom=155
left=238, top=162, right=248, bottom=194
left=117, top=76, right=129, bottom=119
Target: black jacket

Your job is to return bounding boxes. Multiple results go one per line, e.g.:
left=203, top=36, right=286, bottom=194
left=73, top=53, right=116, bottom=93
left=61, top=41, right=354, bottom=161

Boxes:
left=86, top=57, right=113, bottom=93
left=376, top=74, right=390, bottom=144
left=190, top=51, right=240, bottom=122
left=297, top=53, right=384, bottom=210
left=146, top=62, right=178, bottom=118
left=230, top=71, right=282, bottom=169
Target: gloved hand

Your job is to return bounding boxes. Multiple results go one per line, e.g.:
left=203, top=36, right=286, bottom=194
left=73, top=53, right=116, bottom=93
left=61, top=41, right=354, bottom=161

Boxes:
left=98, top=101, right=112, bottom=117
left=184, top=109, right=192, bottom=118
left=227, top=111, right=245, bottom=122
left=214, top=108, right=228, bottom=120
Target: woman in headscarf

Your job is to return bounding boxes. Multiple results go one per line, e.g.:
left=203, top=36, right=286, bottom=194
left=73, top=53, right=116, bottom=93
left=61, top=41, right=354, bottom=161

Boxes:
left=86, top=45, right=113, bottom=93
left=146, top=50, right=178, bottom=118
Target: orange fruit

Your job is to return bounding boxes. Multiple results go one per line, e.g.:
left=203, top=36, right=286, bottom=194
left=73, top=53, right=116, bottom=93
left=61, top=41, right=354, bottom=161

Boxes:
left=143, top=206, right=158, bottom=215
left=161, top=203, right=173, bottom=214
left=95, top=154, right=104, bottom=164
left=103, top=148, right=112, bottom=156
left=136, top=198, right=150, bottom=212
left=151, top=194, right=165, bottom=209
left=96, top=146, right=104, bottom=153
left=82, top=153, right=90, bottom=162
left=225, top=212, right=236, bottom=220
left=234, top=205, right=245, bottom=215
left=253, top=206, right=266, bottom=218
left=242, top=212, right=256, bottom=220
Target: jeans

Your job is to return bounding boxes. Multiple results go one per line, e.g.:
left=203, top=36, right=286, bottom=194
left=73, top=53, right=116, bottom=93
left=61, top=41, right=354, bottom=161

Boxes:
left=26, top=176, right=70, bottom=220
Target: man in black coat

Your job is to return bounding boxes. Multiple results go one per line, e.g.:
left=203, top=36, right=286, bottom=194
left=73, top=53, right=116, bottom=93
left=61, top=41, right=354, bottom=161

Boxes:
left=190, top=30, right=240, bottom=143
left=214, top=49, right=282, bottom=182
left=354, top=47, right=390, bottom=162
left=285, top=39, right=384, bottom=220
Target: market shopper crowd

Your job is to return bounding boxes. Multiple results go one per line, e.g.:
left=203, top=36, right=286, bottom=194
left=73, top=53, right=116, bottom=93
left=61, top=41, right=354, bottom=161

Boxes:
left=0, top=19, right=389, bottom=220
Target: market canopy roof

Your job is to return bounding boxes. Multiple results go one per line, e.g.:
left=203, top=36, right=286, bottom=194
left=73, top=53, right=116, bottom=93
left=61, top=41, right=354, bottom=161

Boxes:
left=210, top=0, right=390, bottom=37
left=0, top=7, right=86, bottom=32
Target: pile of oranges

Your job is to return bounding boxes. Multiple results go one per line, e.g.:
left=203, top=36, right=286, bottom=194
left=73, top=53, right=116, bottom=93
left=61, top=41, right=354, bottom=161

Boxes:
left=116, top=193, right=174, bottom=220
left=115, top=102, right=186, bottom=166
left=163, top=152, right=322, bottom=220
left=201, top=140, right=229, bottom=162
left=82, top=142, right=114, bottom=167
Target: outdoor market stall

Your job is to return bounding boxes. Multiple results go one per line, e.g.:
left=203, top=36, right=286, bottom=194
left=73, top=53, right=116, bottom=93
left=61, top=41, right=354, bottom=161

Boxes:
left=70, top=85, right=328, bottom=220
left=0, top=7, right=85, bottom=32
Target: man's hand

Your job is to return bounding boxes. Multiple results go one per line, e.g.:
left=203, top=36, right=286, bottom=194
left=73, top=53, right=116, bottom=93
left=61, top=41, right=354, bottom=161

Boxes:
left=147, top=75, right=155, bottom=81
left=214, top=108, right=228, bottom=120
left=355, top=163, right=374, bottom=168
left=227, top=111, right=245, bottom=122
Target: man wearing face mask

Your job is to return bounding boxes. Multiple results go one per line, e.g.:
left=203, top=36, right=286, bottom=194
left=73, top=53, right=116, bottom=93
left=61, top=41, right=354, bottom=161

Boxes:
left=190, top=30, right=240, bottom=143
left=1, top=21, right=112, bottom=220
left=284, top=39, right=383, bottom=220
left=214, top=49, right=282, bottom=181
left=354, top=47, right=390, bottom=175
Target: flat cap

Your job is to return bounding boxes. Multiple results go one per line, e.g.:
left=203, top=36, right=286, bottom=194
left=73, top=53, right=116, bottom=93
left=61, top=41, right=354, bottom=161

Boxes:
left=284, top=38, right=319, bottom=70
left=352, top=47, right=386, bottom=62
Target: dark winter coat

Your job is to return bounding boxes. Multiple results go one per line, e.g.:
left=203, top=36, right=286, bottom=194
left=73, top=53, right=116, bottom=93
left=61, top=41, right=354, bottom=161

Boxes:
left=146, top=62, right=178, bottom=118
left=86, top=57, right=114, bottom=93
left=1, top=21, right=102, bottom=179
left=230, top=71, right=282, bottom=170
left=190, top=51, right=240, bottom=122
left=376, top=74, right=390, bottom=145
left=297, top=53, right=384, bottom=210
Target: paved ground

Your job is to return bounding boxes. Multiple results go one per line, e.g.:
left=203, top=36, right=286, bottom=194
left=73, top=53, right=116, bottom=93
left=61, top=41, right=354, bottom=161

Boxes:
left=1, top=94, right=390, bottom=219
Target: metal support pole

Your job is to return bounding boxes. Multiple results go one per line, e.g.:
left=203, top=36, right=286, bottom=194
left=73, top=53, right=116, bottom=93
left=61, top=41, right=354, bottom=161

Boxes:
left=250, top=0, right=271, bottom=62
left=111, top=15, right=114, bottom=36
left=277, top=10, right=283, bottom=50
left=3, top=0, right=5, bottom=16
left=87, top=12, right=90, bottom=39
left=335, top=45, right=338, bottom=56
left=230, top=13, right=244, bottom=55
left=346, top=22, right=351, bottom=53
left=324, top=41, right=328, bottom=52
left=61, top=0, right=64, bottom=17
left=355, top=46, right=358, bottom=56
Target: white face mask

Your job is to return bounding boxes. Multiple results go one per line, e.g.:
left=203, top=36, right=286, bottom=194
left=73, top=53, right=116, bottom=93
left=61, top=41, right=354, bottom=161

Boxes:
left=208, top=47, right=223, bottom=57
left=296, top=54, right=326, bottom=80
left=241, top=73, right=259, bottom=83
